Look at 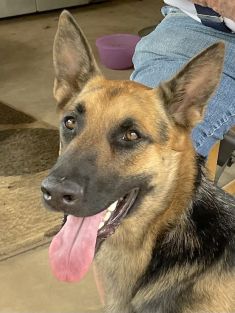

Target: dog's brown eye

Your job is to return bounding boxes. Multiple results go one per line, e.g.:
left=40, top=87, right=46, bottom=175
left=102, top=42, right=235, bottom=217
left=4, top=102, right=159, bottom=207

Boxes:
left=64, top=117, right=76, bottom=130
left=123, top=130, right=140, bottom=141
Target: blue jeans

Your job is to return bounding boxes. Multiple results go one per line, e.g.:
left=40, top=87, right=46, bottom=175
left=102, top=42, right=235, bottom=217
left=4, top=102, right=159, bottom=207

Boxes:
left=131, top=6, right=235, bottom=157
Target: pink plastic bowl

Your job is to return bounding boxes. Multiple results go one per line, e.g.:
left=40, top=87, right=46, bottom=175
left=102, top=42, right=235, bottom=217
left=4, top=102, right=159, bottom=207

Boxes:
left=96, top=34, right=141, bottom=70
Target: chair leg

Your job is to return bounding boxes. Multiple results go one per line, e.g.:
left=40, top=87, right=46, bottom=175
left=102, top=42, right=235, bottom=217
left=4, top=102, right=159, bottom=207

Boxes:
left=223, top=180, right=235, bottom=195
left=207, top=141, right=235, bottom=195
left=206, top=142, right=220, bottom=180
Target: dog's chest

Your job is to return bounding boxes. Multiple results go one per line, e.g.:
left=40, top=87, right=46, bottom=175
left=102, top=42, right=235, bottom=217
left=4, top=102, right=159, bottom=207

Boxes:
left=95, top=242, right=150, bottom=311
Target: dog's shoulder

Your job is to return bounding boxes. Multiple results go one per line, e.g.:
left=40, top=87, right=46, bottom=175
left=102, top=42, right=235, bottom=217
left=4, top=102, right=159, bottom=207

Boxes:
left=132, top=161, right=235, bottom=312
left=141, top=163, right=235, bottom=282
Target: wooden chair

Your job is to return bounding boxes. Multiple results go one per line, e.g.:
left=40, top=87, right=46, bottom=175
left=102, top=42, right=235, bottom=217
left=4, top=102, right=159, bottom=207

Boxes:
left=207, top=129, right=235, bottom=195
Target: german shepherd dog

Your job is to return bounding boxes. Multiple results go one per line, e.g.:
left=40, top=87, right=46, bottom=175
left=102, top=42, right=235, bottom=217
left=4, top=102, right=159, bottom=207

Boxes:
left=41, top=11, right=235, bottom=313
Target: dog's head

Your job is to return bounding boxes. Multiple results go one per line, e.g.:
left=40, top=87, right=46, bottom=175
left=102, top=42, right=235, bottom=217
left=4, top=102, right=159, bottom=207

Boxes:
left=42, top=11, right=224, bottom=281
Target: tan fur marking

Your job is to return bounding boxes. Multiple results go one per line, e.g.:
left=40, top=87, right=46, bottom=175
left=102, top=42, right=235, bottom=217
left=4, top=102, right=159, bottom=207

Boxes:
left=52, top=14, right=231, bottom=312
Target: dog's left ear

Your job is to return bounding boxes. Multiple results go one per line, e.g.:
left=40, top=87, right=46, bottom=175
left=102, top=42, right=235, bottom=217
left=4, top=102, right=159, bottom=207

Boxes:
left=158, top=42, right=225, bottom=128
left=53, top=10, right=101, bottom=106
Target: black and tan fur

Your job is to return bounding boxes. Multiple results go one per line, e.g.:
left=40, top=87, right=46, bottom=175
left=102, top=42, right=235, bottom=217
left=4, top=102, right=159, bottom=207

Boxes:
left=43, top=11, right=235, bottom=313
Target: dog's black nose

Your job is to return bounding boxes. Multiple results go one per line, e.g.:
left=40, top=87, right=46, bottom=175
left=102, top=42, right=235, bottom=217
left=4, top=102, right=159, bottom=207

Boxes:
left=41, top=177, right=84, bottom=211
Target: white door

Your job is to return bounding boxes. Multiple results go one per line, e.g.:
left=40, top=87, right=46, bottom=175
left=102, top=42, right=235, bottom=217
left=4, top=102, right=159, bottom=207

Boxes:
left=35, top=0, right=90, bottom=11
left=0, top=0, right=36, bottom=18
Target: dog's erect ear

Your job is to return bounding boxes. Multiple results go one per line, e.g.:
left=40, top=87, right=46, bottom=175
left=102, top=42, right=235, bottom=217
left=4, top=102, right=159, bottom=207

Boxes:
left=53, top=10, right=101, bottom=106
left=159, top=42, right=225, bottom=128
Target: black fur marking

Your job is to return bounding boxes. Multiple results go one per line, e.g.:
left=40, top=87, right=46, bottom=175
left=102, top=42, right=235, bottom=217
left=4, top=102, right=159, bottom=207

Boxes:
left=136, top=280, right=195, bottom=313
left=76, top=102, right=86, bottom=114
left=60, top=109, right=86, bottom=144
left=158, top=121, right=169, bottom=143
left=120, top=118, right=136, bottom=130
left=107, top=87, right=123, bottom=98
left=46, top=146, right=153, bottom=218
left=193, top=155, right=206, bottom=190
left=109, top=118, right=153, bottom=151
left=134, top=159, right=235, bottom=303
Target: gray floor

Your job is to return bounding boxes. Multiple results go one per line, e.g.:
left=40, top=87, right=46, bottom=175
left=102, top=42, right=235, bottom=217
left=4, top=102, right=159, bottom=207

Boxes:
left=0, top=1, right=163, bottom=312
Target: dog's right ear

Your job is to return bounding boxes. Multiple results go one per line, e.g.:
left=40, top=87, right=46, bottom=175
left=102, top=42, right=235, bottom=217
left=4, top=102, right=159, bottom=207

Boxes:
left=53, top=10, right=101, bottom=106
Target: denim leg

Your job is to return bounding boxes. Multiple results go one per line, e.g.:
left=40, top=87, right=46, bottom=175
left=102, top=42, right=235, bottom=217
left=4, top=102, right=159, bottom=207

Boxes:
left=131, top=12, right=235, bottom=157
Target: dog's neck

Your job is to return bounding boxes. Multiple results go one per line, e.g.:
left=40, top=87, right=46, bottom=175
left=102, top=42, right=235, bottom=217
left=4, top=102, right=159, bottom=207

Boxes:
left=96, top=156, right=234, bottom=312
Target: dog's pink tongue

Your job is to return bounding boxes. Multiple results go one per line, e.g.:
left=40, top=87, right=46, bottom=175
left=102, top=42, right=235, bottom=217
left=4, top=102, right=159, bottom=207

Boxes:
left=49, top=212, right=104, bottom=282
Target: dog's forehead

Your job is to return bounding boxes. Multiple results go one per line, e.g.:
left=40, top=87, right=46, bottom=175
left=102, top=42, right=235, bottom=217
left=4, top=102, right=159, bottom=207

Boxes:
left=68, top=78, right=163, bottom=115
left=60, top=78, right=170, bottom=140
left=81, top=78, right=149, bottom=99
left=59, top=78, right=171, bottom=145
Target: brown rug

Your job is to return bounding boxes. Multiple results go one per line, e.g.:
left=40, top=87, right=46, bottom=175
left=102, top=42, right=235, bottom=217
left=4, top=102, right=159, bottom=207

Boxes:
left=0, top=102, right=62, bottom=260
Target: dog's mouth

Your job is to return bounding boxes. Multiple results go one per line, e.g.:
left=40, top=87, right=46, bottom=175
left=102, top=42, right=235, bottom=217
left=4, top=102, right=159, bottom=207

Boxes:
left=49, top=188, right=139, bottom=283
left=96, top=188, right=139, bottom=251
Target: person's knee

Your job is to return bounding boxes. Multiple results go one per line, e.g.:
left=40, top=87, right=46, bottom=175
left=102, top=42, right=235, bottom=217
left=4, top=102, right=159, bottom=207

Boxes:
left=132, top=36, right=156, bottom=68
left=192, top=113, right=235, bottom=157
